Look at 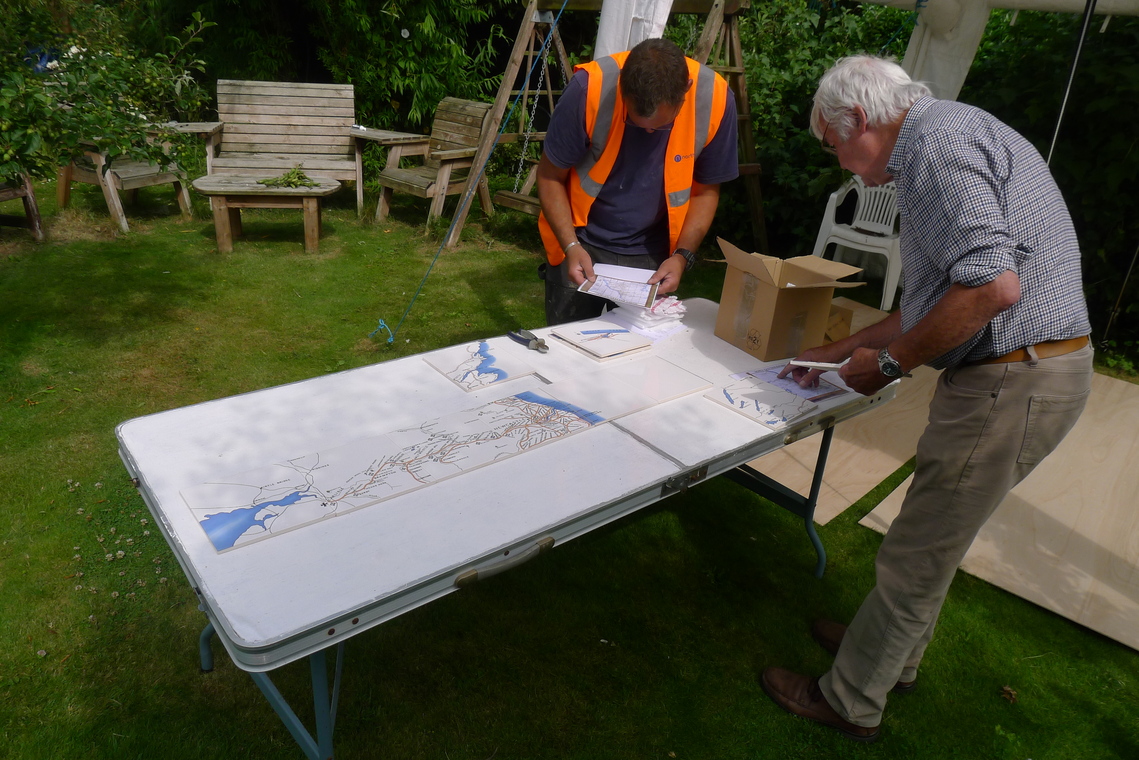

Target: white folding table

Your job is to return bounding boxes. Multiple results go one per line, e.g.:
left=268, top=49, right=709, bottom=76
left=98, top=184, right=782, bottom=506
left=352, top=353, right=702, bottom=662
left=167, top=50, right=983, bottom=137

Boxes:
left=116, top=298, right=894, bottom=759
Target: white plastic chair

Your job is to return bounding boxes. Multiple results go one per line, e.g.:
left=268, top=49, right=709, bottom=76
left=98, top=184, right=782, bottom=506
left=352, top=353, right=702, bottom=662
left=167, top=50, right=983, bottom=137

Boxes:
left=811, top=176, right=901, bottom=311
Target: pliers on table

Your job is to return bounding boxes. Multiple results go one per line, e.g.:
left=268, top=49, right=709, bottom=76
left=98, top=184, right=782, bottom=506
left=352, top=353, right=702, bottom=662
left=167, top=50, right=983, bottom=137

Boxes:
left=508, top=328, right=549, bottom=353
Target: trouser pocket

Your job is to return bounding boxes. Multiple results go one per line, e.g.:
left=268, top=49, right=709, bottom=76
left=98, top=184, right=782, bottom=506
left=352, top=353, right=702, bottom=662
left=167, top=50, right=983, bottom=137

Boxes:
left=1017, top=389, right=1091, bottom=465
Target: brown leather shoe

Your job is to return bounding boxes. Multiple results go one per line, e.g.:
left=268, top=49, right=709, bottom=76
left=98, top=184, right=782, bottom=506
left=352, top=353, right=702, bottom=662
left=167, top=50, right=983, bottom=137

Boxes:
left=761, top=667, right=880, bottom=742
left=810, top=619, right=917, bottom=694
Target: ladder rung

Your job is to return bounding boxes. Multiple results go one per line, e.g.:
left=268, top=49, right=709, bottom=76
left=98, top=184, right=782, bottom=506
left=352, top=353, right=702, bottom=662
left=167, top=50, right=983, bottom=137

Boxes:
left=710, top=65, right=746, bottom=74
left=737, top=163, right=762, bottom=175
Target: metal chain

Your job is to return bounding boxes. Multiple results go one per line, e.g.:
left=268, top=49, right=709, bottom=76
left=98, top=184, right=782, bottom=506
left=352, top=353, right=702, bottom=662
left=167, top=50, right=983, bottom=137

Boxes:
left=513, top=58, right=546, bottom=193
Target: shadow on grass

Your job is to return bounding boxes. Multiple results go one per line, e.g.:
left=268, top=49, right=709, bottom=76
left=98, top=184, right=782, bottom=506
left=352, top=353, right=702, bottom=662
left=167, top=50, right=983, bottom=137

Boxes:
left=0, top=236, right=218, bottom=366
left=191, top=214, right=341, bottom=251
left=460, top=255, right=545, bottom=335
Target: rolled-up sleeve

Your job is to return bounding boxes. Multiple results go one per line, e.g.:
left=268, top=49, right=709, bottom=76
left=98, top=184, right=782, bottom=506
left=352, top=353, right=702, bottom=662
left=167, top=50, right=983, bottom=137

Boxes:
left=906, top=131, right=1026, bottom=288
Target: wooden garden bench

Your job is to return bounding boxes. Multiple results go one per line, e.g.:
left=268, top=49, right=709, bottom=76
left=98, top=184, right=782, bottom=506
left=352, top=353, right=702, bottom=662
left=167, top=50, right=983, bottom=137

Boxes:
left=56, top=123, right=213, bottom=234
left=0, top=173, right=45, bottom=241
left=57, top=146, right=192, bottom=234
left=204, top=80, right=370, bottom=214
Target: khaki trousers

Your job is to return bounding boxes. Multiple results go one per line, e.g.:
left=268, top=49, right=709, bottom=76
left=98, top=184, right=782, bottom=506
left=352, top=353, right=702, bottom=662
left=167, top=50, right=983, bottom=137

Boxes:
left=820, top=344, right=1093, bottom=727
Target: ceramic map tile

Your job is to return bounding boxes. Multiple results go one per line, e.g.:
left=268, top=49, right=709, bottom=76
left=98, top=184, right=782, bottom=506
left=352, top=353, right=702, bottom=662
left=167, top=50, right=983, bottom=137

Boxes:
left=183, top=389, right=605, bottom=552
left=422, top=338, right=536, bottom=391
left=181, top=361, right=709, bottom=553
left=578, top=274, right=658, bottom=308
left=743, top=365, right=850, bottom=403
left=536, top=373, right=655, bottom=422
left=551, top=320, right=652, bottom=360
left=606, top=356, right=712, bottom=404
left=705, top=375, right=819, bottom=430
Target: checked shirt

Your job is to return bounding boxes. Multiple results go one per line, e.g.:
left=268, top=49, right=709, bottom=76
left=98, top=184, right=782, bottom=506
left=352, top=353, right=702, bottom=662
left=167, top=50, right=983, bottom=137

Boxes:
left=886, top=97, right=1091, bottom=369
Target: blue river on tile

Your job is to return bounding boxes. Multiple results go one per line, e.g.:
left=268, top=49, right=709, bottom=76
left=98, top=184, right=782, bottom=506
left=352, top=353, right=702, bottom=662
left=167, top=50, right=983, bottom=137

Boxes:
left=200, top=491, right=317, bottom=551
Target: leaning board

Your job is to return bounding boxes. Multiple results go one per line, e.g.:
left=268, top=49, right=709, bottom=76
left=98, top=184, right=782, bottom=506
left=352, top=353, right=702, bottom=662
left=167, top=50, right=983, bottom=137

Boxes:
left=862, top=371, right=1139, bottom=651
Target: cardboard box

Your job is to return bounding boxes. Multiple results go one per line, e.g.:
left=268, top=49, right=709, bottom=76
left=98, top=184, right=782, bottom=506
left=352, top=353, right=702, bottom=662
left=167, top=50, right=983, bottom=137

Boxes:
left=825, top=303, right=854, bottom=344
left=714, top=238, right=863, bottom=361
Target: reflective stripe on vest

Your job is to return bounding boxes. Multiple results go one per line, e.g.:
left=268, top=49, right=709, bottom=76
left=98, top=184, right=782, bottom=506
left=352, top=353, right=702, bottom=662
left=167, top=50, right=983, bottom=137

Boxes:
left=538, top=53, right=729, bottom=266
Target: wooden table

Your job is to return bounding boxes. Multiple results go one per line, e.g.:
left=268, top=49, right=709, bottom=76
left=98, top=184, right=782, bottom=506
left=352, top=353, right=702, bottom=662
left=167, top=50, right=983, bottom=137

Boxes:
left=191, top=175, right=341, bottom=253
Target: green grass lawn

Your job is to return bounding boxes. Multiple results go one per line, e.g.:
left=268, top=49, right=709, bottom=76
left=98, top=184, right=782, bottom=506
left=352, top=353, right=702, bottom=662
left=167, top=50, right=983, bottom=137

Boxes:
left=2, top=180, right=1136, bottom=760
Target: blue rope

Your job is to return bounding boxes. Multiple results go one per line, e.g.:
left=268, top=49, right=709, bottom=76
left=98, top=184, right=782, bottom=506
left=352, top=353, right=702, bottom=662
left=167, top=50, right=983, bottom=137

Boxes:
left=368, top=319, right=393, bottom=342
left=878, top=0, right=928, bottom=56
left=375, top=0, right=571, bottom=345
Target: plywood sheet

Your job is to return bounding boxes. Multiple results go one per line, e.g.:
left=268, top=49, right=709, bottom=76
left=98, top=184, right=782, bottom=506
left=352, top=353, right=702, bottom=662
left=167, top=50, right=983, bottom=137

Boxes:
left=743, top=298, right=939, bottom=524
left=861, top=371, right=1139, bottom=651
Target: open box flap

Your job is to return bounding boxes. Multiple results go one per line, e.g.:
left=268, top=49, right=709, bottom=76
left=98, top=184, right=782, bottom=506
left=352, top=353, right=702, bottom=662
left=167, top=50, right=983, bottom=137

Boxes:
left=717, top=238, right=863, bottom=289
left=716, top=238, right=777, bottom=286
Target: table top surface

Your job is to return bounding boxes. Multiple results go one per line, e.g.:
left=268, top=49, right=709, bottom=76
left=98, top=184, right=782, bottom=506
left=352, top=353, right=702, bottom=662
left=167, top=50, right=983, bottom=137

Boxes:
left=161, top=121, right=225, bottom=137
left=116, top=299, right=894, bottom=671
left=192, top=175, right=342, bottom=196
left=348, top=126, right=428, bottom=144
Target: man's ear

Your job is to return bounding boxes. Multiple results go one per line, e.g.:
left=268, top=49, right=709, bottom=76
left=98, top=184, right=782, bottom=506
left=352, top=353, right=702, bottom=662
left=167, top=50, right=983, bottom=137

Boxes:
left=852, top=105, right=869, bottom=134
left=685, top=77, right=694, bottom=93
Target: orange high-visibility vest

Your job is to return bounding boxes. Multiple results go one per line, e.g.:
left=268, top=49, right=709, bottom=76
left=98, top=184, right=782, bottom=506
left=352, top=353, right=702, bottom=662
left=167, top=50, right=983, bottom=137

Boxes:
left=538, top=51, right=730, bottom=266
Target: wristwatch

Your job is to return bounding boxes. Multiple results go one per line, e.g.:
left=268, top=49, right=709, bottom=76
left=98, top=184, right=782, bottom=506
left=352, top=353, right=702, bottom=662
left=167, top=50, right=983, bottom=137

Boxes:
left=671, top=247, right=696, bottom=271
left=877, top=347, right=905, bottom=378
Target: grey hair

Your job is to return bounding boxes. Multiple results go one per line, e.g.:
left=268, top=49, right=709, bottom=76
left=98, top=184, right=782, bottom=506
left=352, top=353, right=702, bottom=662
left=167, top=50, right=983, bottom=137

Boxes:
left=811, top=55, right=932, bottom=141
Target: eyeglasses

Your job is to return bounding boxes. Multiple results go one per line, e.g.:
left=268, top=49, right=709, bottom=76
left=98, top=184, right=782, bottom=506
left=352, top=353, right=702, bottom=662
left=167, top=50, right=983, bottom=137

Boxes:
left=820, top=118, right=838, bottom=155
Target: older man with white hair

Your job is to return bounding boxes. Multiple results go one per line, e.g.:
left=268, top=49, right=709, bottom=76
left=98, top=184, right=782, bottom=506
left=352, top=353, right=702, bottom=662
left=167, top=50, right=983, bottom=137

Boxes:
left=765, top=55, right=1093, bottom=742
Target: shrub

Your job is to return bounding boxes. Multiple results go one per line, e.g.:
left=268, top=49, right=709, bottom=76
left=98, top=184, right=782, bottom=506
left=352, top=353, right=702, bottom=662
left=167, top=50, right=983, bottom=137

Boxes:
left=0, top=1, right=213, bottom=185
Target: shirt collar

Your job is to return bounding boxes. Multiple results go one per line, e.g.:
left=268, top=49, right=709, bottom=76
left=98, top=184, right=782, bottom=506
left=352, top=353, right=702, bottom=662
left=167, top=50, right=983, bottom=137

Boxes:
left=886, top=96, right=937, bottom=177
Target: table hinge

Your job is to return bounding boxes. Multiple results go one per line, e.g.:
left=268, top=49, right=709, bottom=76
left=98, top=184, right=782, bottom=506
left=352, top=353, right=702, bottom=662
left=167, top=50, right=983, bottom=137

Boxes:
left=661, top=466, right=708, bottom=497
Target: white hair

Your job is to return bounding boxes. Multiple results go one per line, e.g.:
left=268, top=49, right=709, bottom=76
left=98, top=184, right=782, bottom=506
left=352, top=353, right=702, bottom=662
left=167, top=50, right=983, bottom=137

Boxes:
left=811, top=55, right=932, bottom=141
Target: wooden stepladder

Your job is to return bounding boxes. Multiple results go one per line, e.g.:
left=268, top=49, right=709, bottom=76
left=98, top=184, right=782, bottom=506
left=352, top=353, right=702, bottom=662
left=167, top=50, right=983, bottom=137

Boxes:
left=693, top=0, right=768, bottom=253
left=447, top=0, right=768, bottom=255
left=487, top=4, right=571, bottom=219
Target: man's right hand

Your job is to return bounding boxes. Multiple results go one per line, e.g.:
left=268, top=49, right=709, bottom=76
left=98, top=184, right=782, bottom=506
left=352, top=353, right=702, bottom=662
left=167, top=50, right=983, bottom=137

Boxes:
left=564, top=243, right=596, bottom=287
left=777, top=344, right=851, bottom=389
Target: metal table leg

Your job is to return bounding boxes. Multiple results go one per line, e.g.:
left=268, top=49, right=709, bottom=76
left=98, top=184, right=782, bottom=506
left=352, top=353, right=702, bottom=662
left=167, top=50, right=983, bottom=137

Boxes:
left=199, top=624, right=345, bottom=760
left=725, top=424, right=836, bottom=578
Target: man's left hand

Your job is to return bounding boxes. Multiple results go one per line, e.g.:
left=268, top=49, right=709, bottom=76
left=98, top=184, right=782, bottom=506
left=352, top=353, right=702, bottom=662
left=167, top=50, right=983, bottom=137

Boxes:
left=838, top=346, right=894, bottom=395
left=648, top=254, right=686, bottom=295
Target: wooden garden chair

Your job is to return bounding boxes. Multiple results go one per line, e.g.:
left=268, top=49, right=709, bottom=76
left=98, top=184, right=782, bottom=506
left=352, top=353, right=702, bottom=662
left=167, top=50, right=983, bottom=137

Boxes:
left=372, top=98, right=495, bottom=224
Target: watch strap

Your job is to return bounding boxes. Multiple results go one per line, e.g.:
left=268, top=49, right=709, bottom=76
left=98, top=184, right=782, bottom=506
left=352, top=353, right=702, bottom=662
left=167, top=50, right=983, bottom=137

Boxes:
left=672, top=247, right=696, bottom=271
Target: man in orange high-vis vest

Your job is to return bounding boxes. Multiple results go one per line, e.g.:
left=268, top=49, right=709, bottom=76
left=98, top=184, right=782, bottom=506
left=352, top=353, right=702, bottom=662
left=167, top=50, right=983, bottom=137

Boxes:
left=537, top=38, right=738, bottom=325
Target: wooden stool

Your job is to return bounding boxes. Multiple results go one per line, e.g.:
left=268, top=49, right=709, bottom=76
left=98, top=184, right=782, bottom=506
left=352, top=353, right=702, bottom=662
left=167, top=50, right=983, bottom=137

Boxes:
left=191, top=176, right=341, bottom=253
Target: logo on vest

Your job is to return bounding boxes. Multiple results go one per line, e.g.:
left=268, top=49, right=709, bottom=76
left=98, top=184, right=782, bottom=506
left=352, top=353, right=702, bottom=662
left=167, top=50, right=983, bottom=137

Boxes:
left=673, top=152, right=695, bottom=163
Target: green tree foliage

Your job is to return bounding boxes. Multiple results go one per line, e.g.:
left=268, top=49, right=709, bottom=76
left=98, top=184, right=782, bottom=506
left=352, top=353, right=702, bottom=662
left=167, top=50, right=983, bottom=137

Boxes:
left=960, top=11, right=1139, bottom=349
left=122, top=0, right=315, bottom=82
left=130, top=0, right=512, bottom=133
left=311, top=0, right=511, bottom=131
left=0, top=0, right=213, bottom=185
left=723, top=0, right=913, bottom=252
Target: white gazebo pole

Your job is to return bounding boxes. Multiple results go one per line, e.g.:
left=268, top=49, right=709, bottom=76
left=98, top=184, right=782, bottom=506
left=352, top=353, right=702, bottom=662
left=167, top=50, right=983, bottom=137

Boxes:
left=595, top=0, right=675, bottom=59
left=866, top=0, right=1139, bottom=101
left=901, top=0, right=994, bottom=100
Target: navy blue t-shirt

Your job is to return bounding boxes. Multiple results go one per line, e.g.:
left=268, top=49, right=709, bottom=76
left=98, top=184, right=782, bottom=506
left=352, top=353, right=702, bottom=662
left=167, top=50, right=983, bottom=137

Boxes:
left=544, top=68, right=739, bottom=256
